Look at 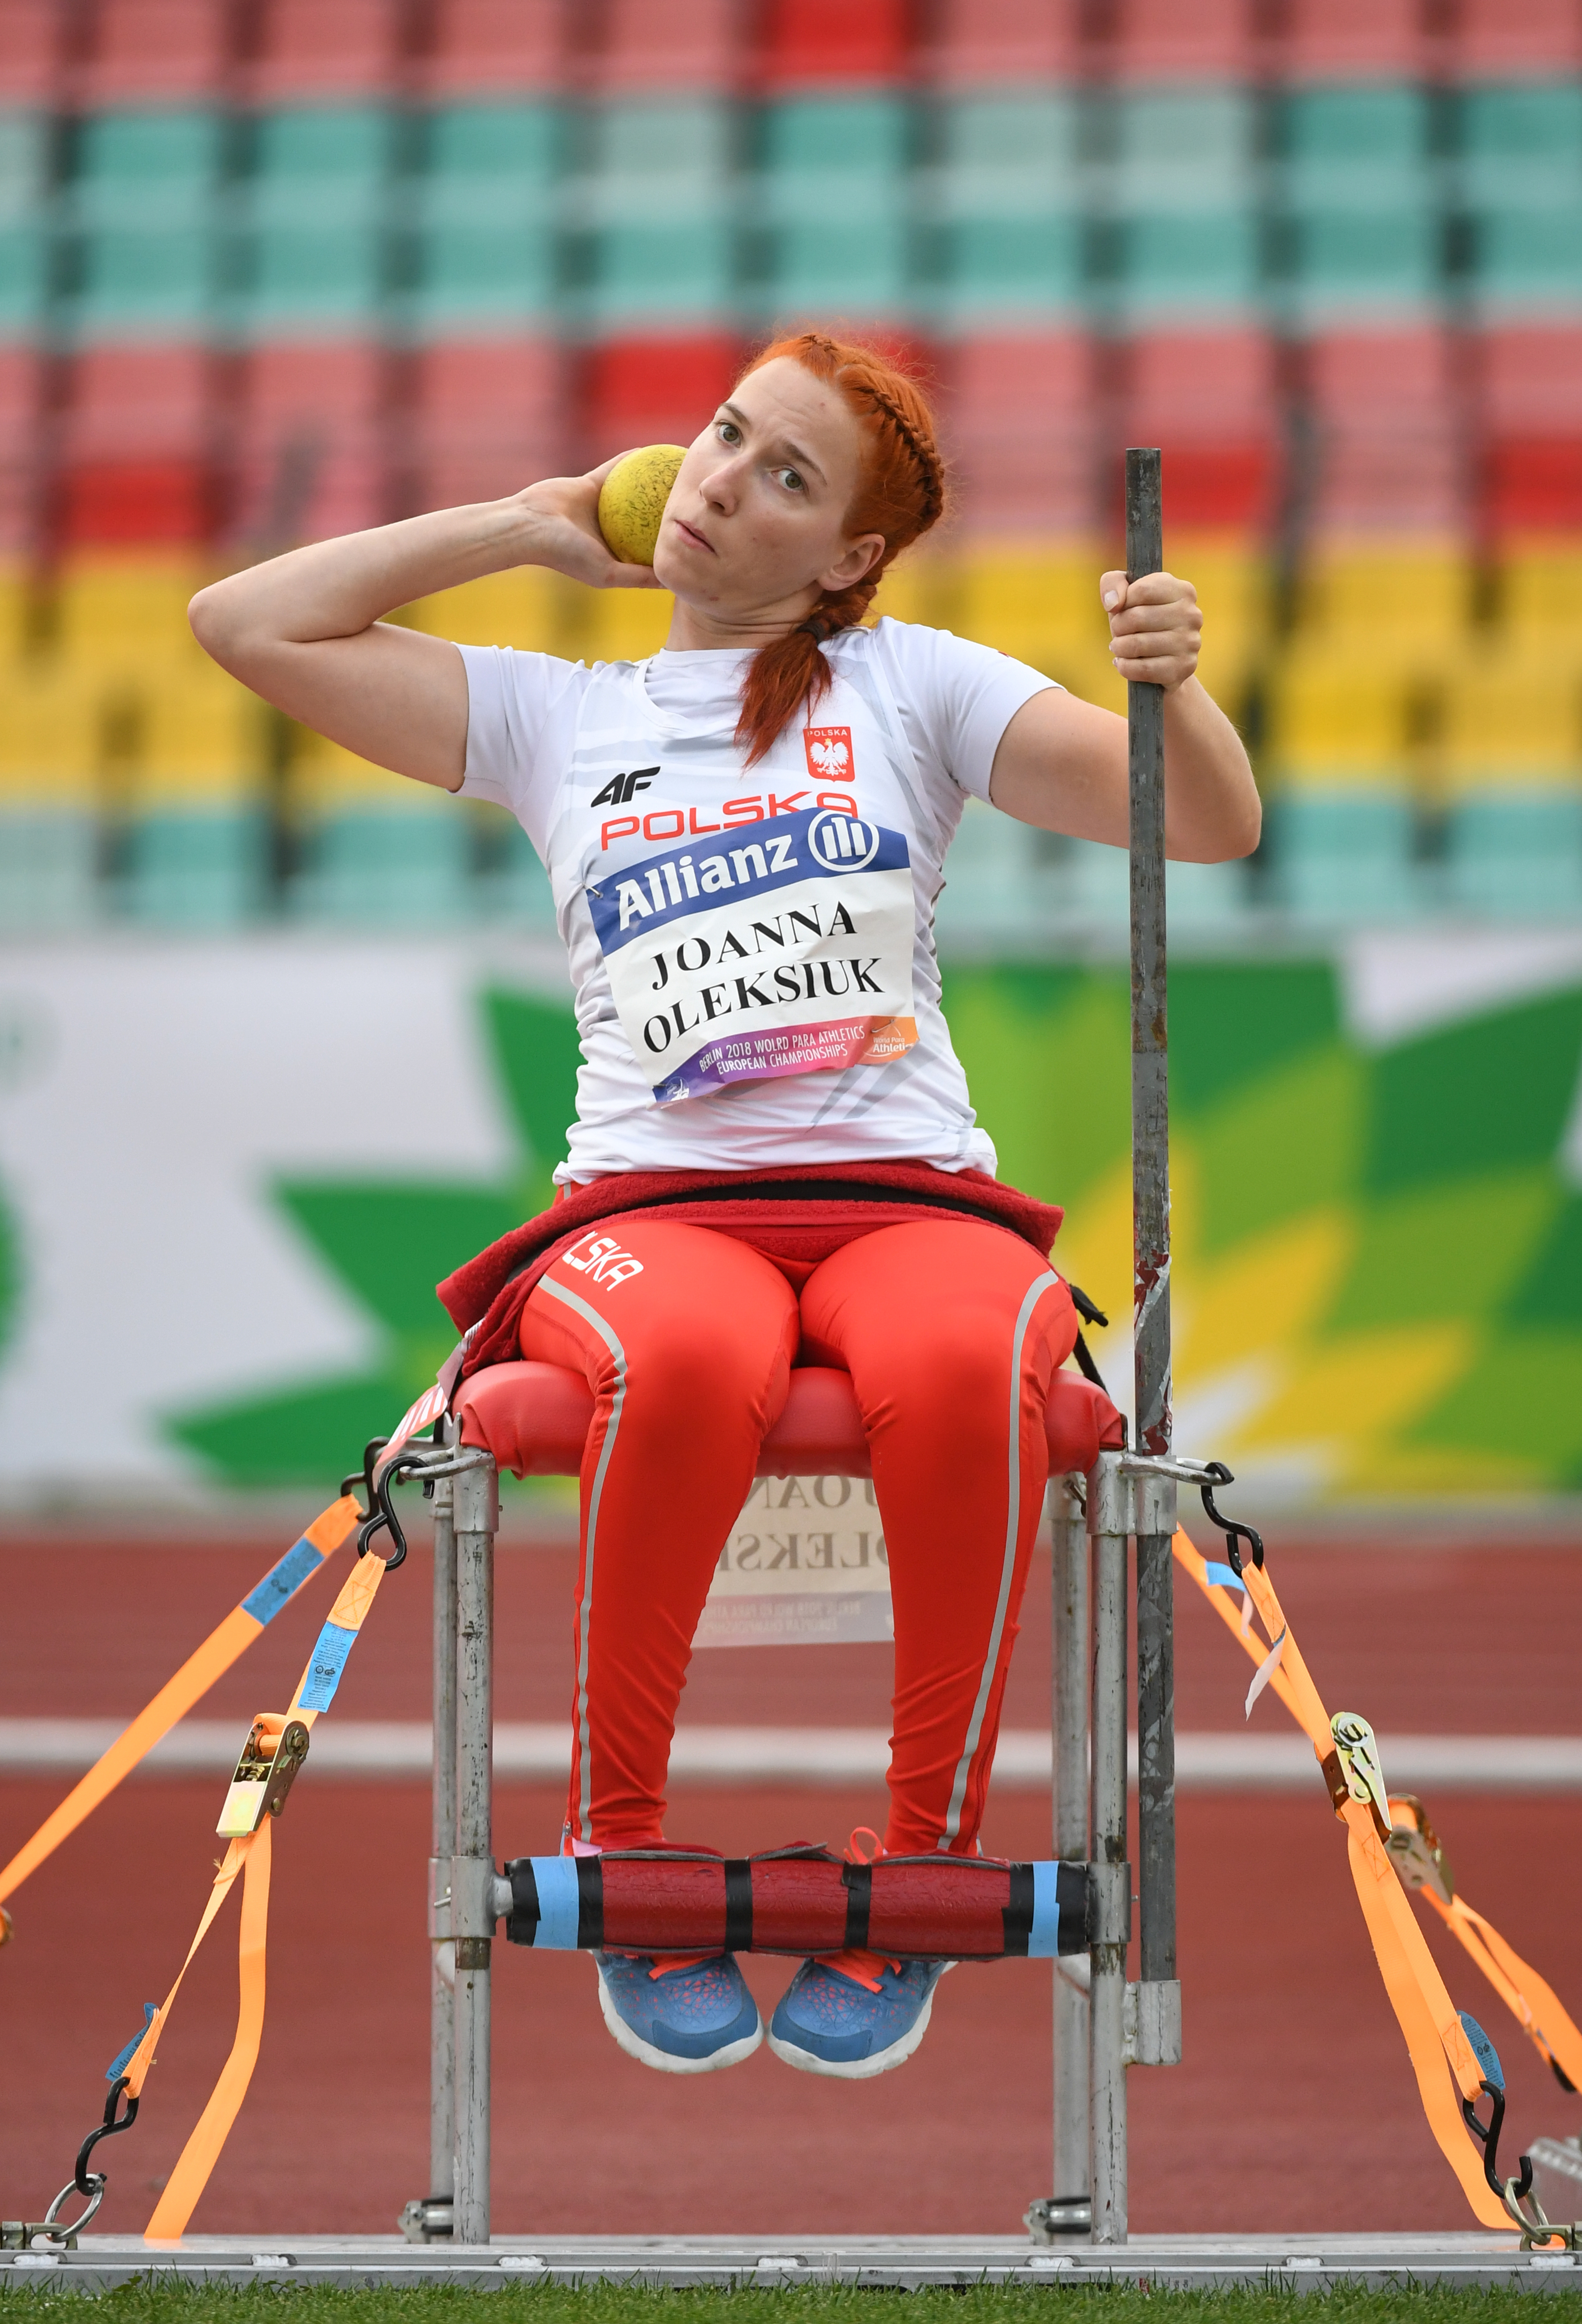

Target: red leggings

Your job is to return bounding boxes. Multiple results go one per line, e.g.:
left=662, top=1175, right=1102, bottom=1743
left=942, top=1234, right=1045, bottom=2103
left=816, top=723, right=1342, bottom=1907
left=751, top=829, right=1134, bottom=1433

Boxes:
left=519, top=1217, right=1077, bottom=1857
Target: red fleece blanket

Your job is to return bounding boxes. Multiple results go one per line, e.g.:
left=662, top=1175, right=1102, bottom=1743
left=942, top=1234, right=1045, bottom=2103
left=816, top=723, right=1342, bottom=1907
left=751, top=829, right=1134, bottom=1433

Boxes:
left=437, top=1160, right=1065, bottom=1381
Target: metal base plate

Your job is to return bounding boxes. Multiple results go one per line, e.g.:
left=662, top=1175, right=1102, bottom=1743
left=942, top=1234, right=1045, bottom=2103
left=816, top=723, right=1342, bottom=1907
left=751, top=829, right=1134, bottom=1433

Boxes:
left=3, top=2235, right=1576, bottom=2291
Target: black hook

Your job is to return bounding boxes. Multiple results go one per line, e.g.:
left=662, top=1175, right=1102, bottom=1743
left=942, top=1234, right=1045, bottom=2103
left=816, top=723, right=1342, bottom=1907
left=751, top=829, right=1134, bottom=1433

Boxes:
left=1198, top=1461, right=1263, bottom=1575
left=74, top=2077, right=139, bottom=2198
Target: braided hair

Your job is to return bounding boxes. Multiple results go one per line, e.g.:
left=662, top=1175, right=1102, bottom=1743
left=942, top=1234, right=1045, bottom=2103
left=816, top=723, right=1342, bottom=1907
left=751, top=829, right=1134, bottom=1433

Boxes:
left=732, top=333, right=947, bottom=769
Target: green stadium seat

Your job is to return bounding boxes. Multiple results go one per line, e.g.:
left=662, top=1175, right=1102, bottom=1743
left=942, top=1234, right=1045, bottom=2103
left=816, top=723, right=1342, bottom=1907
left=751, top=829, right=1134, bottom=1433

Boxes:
left=1471, top=201, right=1582, bottom=307
left=588, top=97, right=733, bottom=201
left=0, top=110, right=51, bottom=334
left=124, top=664, right=268, bottom=929
left=126, top=809, right=268, bottom=926
left=1444, top=795, right=1582, bottom=918
left=240, top=104, right=394, bottom=328
left=1282, top=84, right=1430, bottom=189
left=1268, top=792, right=1420, bottom=920
left=298, top=811, right=472, bottom=924
left=932, top=95, right=1081, bottom=319
left=587, top=216, right=734, bottom=322
left=941, top=213, right=1083, bottom=317
left=760, top=99, right=911, bottom=315
left=70, top=110, right=223, bottom=327
left=1458, top=82, right=1582, bottom=204
left=0, top=669, right=101, bottom=932
left=579, top=98, right=735, bottom=323
left=1288, top=198, right=1439, bottom=310
left=411, top=103, right=562, bottom=328
left=1118, top=206, right=1259, bottom=316
left=1114, top=86, right=1256, bottom=204
left=491, top=820, right=557, bottom=929
left=762, top=94, right=909, bottom=177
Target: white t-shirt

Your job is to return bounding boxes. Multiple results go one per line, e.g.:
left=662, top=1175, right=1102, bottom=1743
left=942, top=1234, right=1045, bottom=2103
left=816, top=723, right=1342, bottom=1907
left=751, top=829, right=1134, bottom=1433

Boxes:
left=458, top=617, right=1054, bottom=1183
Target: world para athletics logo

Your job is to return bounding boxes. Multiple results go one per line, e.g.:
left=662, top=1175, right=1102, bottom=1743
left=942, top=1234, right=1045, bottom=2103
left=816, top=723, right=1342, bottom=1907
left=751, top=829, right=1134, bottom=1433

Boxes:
left=808, top=811, right=880, bottom=872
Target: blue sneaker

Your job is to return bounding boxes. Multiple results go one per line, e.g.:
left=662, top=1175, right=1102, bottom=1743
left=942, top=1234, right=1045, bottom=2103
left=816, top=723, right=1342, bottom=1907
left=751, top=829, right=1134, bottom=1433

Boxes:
left=768, top=1950, right=953, bottom=2079
left=595, top=1950, right=762, bottom=2074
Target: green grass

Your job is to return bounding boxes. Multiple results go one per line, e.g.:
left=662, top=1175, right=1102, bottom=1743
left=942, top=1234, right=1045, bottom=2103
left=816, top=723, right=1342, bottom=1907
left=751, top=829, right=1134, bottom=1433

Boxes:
left=7, top=2288, right=1582, bottom=2324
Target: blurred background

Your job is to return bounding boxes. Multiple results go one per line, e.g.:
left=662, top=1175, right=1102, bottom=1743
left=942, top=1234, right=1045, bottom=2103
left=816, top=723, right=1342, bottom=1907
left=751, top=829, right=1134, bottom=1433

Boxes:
left=2, top=0, right=1582, bottom=1504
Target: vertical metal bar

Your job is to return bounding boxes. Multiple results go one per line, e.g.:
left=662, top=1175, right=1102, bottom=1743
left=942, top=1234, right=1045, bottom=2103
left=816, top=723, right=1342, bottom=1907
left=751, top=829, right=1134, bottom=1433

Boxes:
left=1126, top=445, right=1178, bottom=2000
left=1051, top=1481, right=1090, bottom=2215
left=1088, top=1508, right=1129, bottom=2245
left=453, top=1455, right=497, bottom=2247
left=428, top=1476, right=457, bottom=2230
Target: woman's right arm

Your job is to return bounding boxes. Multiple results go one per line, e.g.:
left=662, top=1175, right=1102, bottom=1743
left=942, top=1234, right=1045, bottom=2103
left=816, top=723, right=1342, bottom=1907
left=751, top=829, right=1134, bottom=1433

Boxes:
left=188, top=468, right=658, bottom=793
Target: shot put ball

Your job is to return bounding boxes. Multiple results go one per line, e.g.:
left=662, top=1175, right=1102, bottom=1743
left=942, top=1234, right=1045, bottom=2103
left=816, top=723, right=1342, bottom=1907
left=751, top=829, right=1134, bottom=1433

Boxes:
left=597, top=444, right=687, bottom=566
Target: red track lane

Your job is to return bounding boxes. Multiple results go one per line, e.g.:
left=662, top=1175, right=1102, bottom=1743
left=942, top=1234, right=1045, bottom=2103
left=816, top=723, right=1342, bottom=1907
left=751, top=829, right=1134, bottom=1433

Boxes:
left=1, top=1533, right=1580, bottom=2237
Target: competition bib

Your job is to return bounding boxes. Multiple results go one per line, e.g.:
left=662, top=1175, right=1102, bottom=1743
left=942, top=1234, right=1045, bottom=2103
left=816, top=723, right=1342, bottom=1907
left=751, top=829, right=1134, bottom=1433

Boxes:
left=587, top=805, right=918, bottom=1105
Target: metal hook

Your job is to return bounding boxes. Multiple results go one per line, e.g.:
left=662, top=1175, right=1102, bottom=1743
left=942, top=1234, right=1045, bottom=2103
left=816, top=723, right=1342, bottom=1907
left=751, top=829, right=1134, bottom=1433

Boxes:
left=1198, top=1460, right=1264, bottom=1573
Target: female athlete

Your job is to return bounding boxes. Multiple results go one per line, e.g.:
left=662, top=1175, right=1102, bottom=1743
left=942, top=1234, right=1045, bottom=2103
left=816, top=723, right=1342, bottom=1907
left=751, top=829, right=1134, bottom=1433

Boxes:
left=190, top=333, right=1260, bottom=2083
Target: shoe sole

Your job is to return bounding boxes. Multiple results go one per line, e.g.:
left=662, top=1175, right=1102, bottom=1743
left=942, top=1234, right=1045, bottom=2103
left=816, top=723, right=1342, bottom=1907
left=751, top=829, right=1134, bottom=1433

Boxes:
left=596, top=1964, right=764, bottom=2076
left=767, top=1967, right=953, bottom=2082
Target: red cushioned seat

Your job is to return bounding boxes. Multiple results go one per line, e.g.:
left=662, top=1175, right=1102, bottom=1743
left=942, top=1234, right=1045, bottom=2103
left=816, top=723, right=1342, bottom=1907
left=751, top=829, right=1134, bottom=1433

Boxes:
left=456, top=1360, right=1124, bottom=1482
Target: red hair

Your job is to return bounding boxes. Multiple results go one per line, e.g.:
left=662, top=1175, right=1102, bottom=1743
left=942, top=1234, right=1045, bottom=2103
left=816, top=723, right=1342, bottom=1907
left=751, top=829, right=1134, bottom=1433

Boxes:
left=732, top=333, right=946, bottom=769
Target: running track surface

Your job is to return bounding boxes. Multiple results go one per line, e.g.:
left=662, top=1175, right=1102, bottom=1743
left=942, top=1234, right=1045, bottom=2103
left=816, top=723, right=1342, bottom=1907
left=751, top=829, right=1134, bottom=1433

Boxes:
left=2, top=1532, right=1580, bottom=2239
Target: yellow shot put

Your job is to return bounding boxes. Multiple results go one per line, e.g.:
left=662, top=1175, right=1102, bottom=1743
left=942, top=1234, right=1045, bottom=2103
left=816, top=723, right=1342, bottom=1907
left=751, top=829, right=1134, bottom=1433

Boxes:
left=597, top=444, right=687, bottom=566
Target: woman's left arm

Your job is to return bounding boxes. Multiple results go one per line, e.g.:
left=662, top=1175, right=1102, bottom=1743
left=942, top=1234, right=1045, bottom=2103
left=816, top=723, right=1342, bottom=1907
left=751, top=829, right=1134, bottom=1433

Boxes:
left=987, top=569, right=1262, bottom=863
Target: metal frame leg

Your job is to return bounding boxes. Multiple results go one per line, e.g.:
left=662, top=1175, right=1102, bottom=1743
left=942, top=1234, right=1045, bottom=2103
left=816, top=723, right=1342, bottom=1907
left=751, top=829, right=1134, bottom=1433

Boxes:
left=452, top=1452, right=498, bottom=2248
left=1087, top=1496, right=1129, bottom=2246
left=1051, top=1478, right=1091, bottom=2224
left=429, top=1476, right=457, bottom=2229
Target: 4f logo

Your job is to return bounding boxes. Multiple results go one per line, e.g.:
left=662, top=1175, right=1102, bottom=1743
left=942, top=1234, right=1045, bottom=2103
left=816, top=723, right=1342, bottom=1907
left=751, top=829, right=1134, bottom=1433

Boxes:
left=590, top=767, right=660, bottom=809
left=804, top=726, right=853, bottom=782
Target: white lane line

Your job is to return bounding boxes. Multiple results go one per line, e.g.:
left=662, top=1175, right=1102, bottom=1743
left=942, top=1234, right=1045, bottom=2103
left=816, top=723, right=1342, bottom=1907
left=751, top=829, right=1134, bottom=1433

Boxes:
left=1, top=1721, right=1580, bottom=1790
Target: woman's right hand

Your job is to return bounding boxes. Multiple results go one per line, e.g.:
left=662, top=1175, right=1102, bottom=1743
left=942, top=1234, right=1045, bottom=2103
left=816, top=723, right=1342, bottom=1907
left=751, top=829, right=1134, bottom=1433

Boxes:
left=513, top=459, right=664, bottom=590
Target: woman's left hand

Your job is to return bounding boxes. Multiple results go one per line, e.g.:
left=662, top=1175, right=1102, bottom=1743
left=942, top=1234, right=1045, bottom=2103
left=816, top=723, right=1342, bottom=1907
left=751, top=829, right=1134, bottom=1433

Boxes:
left=1099, top=569, right=1203, bottom=691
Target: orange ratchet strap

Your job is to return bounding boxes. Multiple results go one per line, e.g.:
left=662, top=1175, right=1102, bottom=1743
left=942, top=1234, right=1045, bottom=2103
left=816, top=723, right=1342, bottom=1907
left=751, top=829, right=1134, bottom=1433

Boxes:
left=1175, top=1526, right=1514, bottom=2232
left=124, top=1547, right=388, bottom=2242
left=0, top=1497, right=359, bottom=1922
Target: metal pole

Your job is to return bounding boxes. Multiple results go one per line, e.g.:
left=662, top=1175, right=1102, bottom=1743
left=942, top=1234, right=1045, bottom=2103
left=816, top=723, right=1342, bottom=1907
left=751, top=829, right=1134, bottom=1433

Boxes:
left=452, top=1453, right=498, bottom=2246
left=1087, top=1487, right=1129, bottom=2245
left=1126, top=447, right=1178, bottom=2008
left=1051, top=1481, right=1090, bottom=2222
left=428, top=1475, right=457, bottom=2233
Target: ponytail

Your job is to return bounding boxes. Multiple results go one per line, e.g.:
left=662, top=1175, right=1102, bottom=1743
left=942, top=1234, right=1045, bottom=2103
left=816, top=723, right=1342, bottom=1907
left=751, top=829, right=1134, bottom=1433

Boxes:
left=732, top=335, right=946, bottom=770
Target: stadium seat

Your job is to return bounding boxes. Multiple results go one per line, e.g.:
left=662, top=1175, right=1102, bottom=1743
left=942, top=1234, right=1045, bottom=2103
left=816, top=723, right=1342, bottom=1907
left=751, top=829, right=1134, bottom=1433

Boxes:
left=424, top=0, right=567, bottom=96
left=239, top=104, right=394, bottom=330
left=0, top=103, right=51, bottom=337
left=1451, top=0, right=1582, bottom=75
left=955, top=544, right=1107, bottom=674
left=590, top=0, right=742, bottom=89
left=580, top=588, right=673, bottom=666
left=69, top=106, right=223, bottom=331
left=945, top=333, right=1095, bottom=534
left=456, top=1358, right=1127, bottom=1482
left=933, top=93, right=1082, bottom=321
left=583, top=96, right=736, bottom=325
left=756, top=0, right=912, bottom=86
left=0, top=0, right=63, bottom=105
left=57, top=343, right=215, bottom=549
left=1458, top=81, right=1582, bottom=204
left=1109, top=0, right=1257, bottom=79
left=1282, top=84, right=1429, bottom=190
left=1117, top=207, right=1260, bottom=319
left=1304, top=326, right=1464, bottom=533
left=581, top=333, right=741, bottom=466
left=0, top=345, right=39, bottom=553
left=234, top=339, right=389, bottom=543
left=1297, top=545, right=1471, bottom=654
left=1115, top=85, right=1257, bottom=204
left=126, top=664, right=269, bottom=928
left=1440, top=644, right=1582, bottom=918
left=1480, top=325, right=1582, bottom=534
left=410, top=101, right=562, bottom=329
left=0, top=669, right=101, bottom=931
left=1499, top=546, right=1582, bottom=640
left=411, top=336, right=563, bottom=509
left=1444, top=796, right=1582, bottom=918
left=55, top=554, right=204, bottom=671
left=1470, top=199, right=1582, bottom=311
left=1287, top=197, right=1439, bottom=315
left=243, top=0, right=404, bottom=100
left=1279, top=0, right=1426, bottom=78
left=292, top=733, right=470, bottom=926
left=75, top=0, right=231, bottom=104
left=1267, top=790, right=1419, bottom=920
left=760, top=96, right=912, bottom=314
left=1123, top=328, right=1280, bottom=532
left=922, top=0, right=1080, bottom=83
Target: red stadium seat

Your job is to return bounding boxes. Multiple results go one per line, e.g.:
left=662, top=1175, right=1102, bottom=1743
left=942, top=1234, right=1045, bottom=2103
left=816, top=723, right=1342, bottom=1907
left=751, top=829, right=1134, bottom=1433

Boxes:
left=581, top=333, right=744, bottom=467
left=921, top=0, right=1080, bottom=82
left=233, top=341, right=390, bottom=544
left=945, top=332, right=1094, bottom=534
left=0, top=346, right=42, bottom=555
left=1479, top=327, right=1582, bottom=533
left=413, top=337, right=565, bottom=509
left=590, top=0, right=742, bottom=89
left=57, top=344, right=216, bottom=549
left=1110, top=0, right=1257, bottom=79
left=1279, top=0, right=1425, bottom=77
left=76, top=0, right=231, bottom=103
left=243, top=0, right=403, bottom=99
left=0, top=0, right=64, bottom=102
left=424, top=0, right=567, bottom=94
left=756, top=0, right=912, bottom=85
left=457, top=1359, right=1126, bottom=1482
left=1452, top=0, right=1582, bottom=75
left=1124, top=329, right=1279, bottom=530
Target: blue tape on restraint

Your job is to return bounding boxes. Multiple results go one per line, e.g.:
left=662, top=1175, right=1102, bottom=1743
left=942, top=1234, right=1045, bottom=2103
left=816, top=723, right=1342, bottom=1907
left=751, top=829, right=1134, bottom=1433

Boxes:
left=1027, top=1860, right=1060, bottom=1958
left=1204, top=1561, right=1242, bottom=1591
left=296, top=1620, right=356, bottom=1713
left=241, top=1535, right=324, bottom=1626
left=528, top=1857, right=582, bottom=1950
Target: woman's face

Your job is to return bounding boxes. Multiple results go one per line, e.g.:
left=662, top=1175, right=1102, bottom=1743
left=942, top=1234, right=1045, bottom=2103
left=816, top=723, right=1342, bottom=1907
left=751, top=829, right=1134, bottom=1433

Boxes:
left=651, top=356, right=886, bottom=618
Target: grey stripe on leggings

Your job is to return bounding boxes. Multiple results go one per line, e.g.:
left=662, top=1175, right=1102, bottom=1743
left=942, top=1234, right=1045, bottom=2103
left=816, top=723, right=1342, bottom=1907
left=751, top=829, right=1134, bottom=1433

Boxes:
left=538, top=1272, right=629, bottom=1843
left=938, top=1269, right=1066, bottom=1850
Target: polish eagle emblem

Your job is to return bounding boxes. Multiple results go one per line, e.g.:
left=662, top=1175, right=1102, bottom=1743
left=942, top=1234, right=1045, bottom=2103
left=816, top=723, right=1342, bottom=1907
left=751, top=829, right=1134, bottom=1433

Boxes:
left=804, top=725, right=854, bottom=781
